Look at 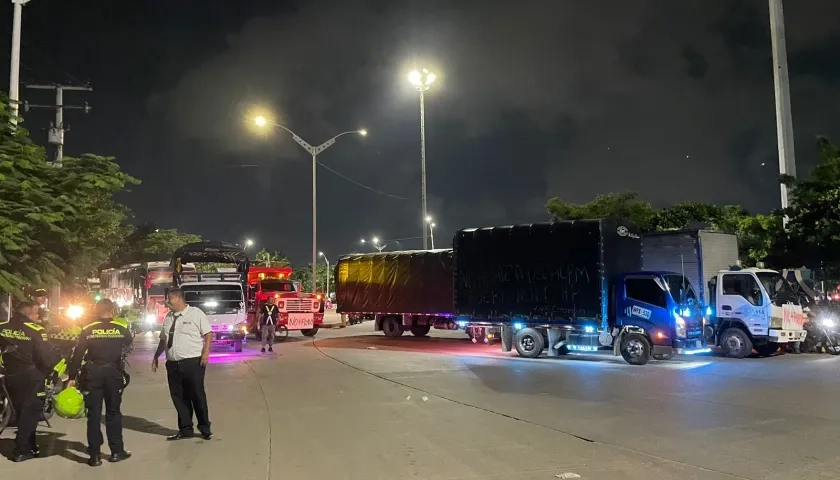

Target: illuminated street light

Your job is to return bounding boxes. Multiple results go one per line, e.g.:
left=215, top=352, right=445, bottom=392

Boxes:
left=319, top=252, right=330, bottom=299
left=251, top=112, right=366, bottom=292
left=408, top=67, right=436, bottom=249
left=245, top=239, right=254, bottom=248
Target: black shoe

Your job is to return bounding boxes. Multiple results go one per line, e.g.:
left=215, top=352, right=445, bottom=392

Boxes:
left=30, top=446, right=40, bottom=457
left=200, top=432, right=212, bottom=440
left=166, top=432, right=194, bottom=441
left=260, top=347, right=265, bottom=353
left=109, top=451, right=132, bottom=463
left=13, top=451, right=35, bottom=463
left=268, top=347, right=273, bottom=352
left=87, top=454, right=102, bottom=467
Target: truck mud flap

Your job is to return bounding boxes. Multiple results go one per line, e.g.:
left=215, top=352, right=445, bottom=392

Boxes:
left=500, top=326, right=513, bottom=352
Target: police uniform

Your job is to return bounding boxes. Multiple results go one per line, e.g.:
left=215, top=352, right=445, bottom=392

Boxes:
left=67, top=317, right=133, bottom=463
left=0, top=313, right=61, bottom=460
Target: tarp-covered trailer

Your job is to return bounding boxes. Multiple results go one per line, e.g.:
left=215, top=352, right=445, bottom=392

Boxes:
left=335, top=250, right=458, bottom=337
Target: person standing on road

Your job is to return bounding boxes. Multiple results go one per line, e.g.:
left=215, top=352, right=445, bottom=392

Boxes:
left=152, top=288, right=213, bottom=441
left=67, top=299, right=133, bottom=467
left=259, top=297, right=280, bottom=353
left=0, top=302, right=62, bottom=462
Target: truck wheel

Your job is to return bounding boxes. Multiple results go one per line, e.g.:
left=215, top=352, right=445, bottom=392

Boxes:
left=514, top=328, right=545, bottom=359
left=720, top=328, right=752, bottom=358
left=234, top=339, right=243, bottom=352
left=755, top=342, right=779, bottom=357
left=301, top=326, right=320, bottom=337
left=620, top=333, right=652, bottom=365
left=382, top=317, right=404, bottom=338
left=410, top=325, right=431, bottom=337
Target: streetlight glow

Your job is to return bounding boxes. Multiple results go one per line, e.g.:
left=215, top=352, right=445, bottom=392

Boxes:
left=409, top=68, right=436, bottom=91
left=372, top=236, right=380, bottom=244
left=255, top=115, right=267, bottom=127
left=245, top=239, right=254, bottom=247
left=358, top=129, right=368, bottom=136
left=319, top=251, right=325, bottom=256
left=425, top=216, right=433, bottom=223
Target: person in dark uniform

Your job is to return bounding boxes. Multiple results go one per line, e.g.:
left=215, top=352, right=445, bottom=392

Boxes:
left=259, top=296, right=280, bottom=353
left=66, top=299, right=133, bottom=467
left=0, top=301, right=61, bottom=462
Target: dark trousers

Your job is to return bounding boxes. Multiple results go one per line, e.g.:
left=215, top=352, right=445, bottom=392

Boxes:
left=6, top=370, right=45, bottom=455
left=166, top=357, right=211, bottom=435
left=83, top=364, right=125, bottom=454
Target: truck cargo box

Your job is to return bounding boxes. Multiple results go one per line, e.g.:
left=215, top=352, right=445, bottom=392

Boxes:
left=453, top=219, right=641, bottom=324
left=335, top=250, right=454, bottom=315
left=641, top=230, right=738, bottom=304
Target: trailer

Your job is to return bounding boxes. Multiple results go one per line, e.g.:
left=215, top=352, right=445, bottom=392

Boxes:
left=335, top=250, right=461, bottom=337
left=454, top=219, right=708, bottom=365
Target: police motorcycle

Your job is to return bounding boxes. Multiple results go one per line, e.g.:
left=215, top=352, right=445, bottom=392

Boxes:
left=802, top=304, right=840, bottom=354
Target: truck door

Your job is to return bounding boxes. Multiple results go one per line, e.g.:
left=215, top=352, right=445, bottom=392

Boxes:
left=718, top=273, right=769, bottom=336
left=619, top=275, right=670, bottom=334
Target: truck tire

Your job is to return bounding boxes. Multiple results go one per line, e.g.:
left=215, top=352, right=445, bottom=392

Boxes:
left=754, top=342, right=779, bottom=357
left=514, top=328, right=545, bottom=359
left=382, top=317, right=404, bottom=338
left=620, top=333, right=652, bottom=365
left=720, top=328, right=752, bottom=358
left=410, top=325, right=431, bottom=337
left=234, top=339, right=243, bottom=352
left=301, top=326, right=320, bottom=337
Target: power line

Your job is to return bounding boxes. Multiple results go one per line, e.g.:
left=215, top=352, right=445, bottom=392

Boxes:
left=316, top=161, right=408, bottom=200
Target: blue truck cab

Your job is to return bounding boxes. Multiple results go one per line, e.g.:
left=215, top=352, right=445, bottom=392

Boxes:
left=453, top=219, right=709, bottom=366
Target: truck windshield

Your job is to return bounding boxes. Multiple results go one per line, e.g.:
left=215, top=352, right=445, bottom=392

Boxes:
left=663, top=274, right=697, bottom=304
left=260, top=280, right=296, bottom=292
left=183, top=285, right=243, bottom=314
left=756, top=272, right=786, bottom=298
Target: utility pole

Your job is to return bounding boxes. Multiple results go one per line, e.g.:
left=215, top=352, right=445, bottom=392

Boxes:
left=8, top=0, right=31, bottom=125
left=769, top=0, right=796, bottom=212
left=24, top=84, right=92, bottom=166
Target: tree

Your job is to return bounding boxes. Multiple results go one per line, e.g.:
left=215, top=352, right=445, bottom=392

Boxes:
left=0, top=94, right=66, bottom=294
left=546, top=192, right=658, bottom=229
left=254, top=249, right=291, bottom=268
left=781, top=137, right=840, bottom=279
left=290, top=263, right=331, bottom=293
left=137, top=229, right=202, bottom=257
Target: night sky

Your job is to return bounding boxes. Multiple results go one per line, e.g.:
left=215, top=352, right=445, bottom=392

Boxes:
left=2, top=0, right=838, bottom=264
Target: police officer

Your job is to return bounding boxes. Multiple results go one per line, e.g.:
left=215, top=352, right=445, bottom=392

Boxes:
left=31, top=289, right=49, bottom=325
left=66, top=299, right=133, bottom=467
left=259, top=297, right=280, bottom=353
left=0, top=301, right=61, bottom=462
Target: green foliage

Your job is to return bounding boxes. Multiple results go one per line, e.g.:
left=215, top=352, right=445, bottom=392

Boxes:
left=290, top=262, right=331, bottom=293
left=254, top=248, right=291, bottom=268
left=546, top=192, right=657, bottom=230
left=137, top=229, right=202, bottom=257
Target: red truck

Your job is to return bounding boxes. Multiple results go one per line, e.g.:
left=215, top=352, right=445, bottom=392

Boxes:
left=247, top=267, right=323, bottom=338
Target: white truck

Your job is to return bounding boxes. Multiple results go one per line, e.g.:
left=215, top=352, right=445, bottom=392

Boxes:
left=172, top=241, right=252, bottom=352
left=643, top=230, right=807, bottom=358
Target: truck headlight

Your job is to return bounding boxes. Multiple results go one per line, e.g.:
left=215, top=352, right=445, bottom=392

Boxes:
left=145, top=314, right=157, bottom=325
left=822, top=318, right=835, bottom=327
left=674, top=315, right=687, bottom=338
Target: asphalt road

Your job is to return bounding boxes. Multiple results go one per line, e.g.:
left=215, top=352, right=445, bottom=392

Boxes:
left=2, top=318, right=839, bottom=479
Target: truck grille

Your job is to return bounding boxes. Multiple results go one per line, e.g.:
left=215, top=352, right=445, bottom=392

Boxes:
left=285, top=299, right=312, bottom=312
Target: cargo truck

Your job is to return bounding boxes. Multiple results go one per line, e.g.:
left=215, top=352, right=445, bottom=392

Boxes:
left=335, top=250, right=461, bottom=337
left=454, top=219, right=708, bottom=365
left=641, top=230, right=807, bottom=358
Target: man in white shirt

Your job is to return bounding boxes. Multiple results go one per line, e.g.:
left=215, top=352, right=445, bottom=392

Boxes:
left=151, top=288, right=213, bottom=441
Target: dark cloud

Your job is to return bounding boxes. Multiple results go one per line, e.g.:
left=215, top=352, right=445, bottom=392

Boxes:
left=149, top=0, right=840, bottom=258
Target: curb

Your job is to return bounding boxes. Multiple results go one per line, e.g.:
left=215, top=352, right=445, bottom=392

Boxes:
left=320, top=323, right=346, bottom=329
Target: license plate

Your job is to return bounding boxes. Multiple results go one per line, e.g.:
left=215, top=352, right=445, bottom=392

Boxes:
left=287, top=313, right=314, bottom=330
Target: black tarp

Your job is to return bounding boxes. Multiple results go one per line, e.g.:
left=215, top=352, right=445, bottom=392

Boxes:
left=335, top=250, right=454, bottom=314
left=171, top=242, right=250, bottom=287
left=453, top=219, right=642, bottom=324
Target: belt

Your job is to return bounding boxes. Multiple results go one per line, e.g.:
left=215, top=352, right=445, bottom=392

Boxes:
left=167, top=356, right=201, bottom=363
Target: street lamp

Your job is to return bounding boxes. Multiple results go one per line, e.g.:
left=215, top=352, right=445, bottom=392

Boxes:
left=409, top=67, right=436, bottom=250
left=254, top=114, right=366, bottom=292
left=319, top=252, right=330, bottom=300
left=425, top=216, right=437, bottom=250
left=245, top=239, right=254, bottom=248
left=361, top=237, right=388, bottom=253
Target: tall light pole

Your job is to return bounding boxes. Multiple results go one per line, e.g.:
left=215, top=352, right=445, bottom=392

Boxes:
left=769, top=0, right=796, bottom=213
left=254, top=115, right=366, bottom=292
left=319, top=252, right=330, bottom=300
left=8, top=0, right=31, bottom=125
left=409, top=68, right=436, bottom=249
